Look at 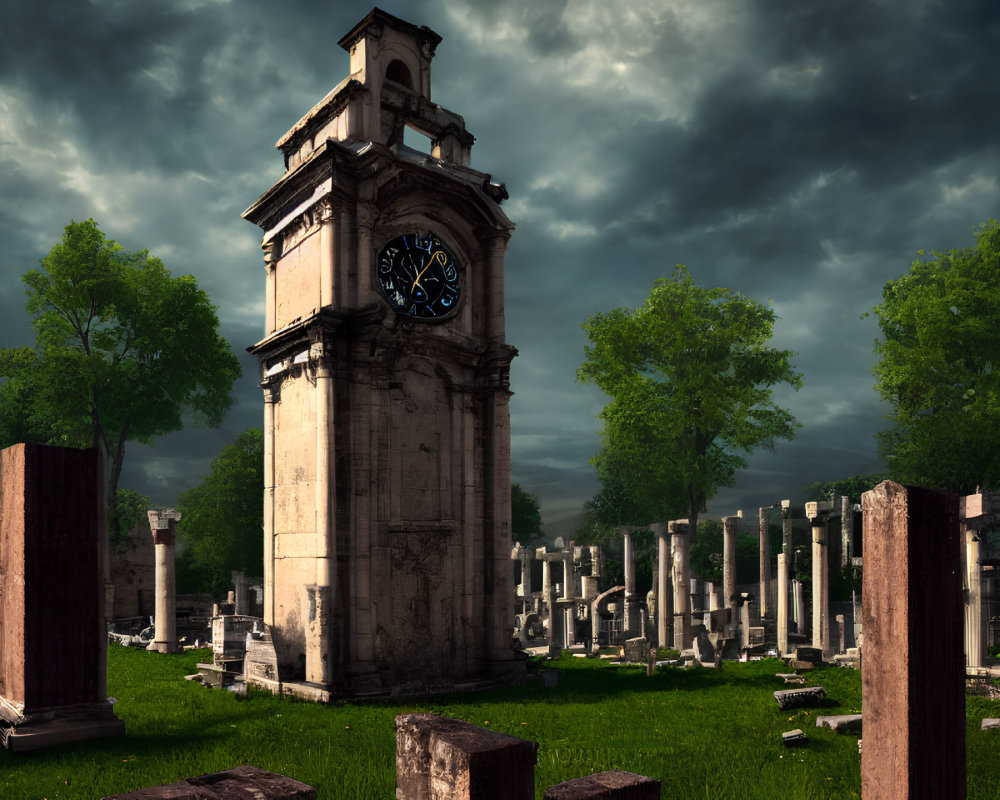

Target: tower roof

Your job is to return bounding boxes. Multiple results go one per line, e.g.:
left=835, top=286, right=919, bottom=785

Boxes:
left=337, top=7, right=442, bottom=55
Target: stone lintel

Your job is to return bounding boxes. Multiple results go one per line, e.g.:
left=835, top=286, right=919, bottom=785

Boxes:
left=100, top=765, right=316, bottom=799
left=543, top=770, right=661, bottom=799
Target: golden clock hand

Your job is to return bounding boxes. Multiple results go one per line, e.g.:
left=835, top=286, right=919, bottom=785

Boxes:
left=410, top=250, right=446, bottom=295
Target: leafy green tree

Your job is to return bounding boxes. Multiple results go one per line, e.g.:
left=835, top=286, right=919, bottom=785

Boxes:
left=175, top=428, right=263, bottom=597
left=0, top=220, right=241, bottom=534
left=511, top=483, right=543, bottom=545
left=801, top=474, right=887, bottom=505
left=578, top=265, right=802, bottom=537
left=873, top=220, right=1000, bottom=493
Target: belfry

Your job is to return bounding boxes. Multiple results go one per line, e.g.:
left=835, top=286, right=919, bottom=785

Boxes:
left=243, top=8, right=521, bottom=695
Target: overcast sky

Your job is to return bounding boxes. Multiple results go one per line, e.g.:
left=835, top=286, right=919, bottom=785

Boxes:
left=2, top=0, right=998, bottom=537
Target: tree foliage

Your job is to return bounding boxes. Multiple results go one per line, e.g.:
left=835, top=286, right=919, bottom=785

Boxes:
left=0, top=220, right=241, bottom=533
left=175, top=428, right=263, bottom=597
left=873, top=220, right=1000, bottom=494
left=578, top=265, right=802, bottom=535
left=801, top=474, right=887, bottom=505
left=511, top=483, right=543, bottom=545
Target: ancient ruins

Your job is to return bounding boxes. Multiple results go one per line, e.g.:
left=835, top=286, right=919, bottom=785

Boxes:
left=514, top=492, right=998, bottom=672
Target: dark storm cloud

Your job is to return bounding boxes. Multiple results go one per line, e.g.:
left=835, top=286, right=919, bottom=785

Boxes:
left=1, top=0, right=998, bottom=531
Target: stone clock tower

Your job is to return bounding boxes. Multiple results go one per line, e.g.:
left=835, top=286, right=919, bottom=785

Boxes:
left=243, top=9, right=521, bottom=695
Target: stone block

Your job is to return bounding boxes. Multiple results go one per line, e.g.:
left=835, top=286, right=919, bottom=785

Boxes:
left=0, top=443, right=124, bottom=750
left=981, top=718, right=1000, bottom=731
left=782, top=729, right=807, bottom=746
left=773, top=686, right=826, bottom=709
left=793, top=646, right=823, bottom=664
left=861, top=482, right=964, bottom=800
left=395, top=713, right=538, bottom=800
left=543, top=770, right=661, bottom=799
left=622, top=637, right=651, bottom=664
left=101, top=765, right=316, bottom=799
left=816, top=714, right=862, bottom=733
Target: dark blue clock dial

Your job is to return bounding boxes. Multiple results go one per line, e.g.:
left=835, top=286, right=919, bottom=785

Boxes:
left=377, top=233, right=461, bottom=319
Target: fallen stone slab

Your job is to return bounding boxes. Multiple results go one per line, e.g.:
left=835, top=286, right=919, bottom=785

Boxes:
left=782, top=729, right=807, bottom=746
left=981, top=719, right=1000, bottom=730
left=544, top=769, right=661, bottom=799
left=816, top=714, right=862, bottom=733
left=774, top=686, right=826, bottom=709
left=101, top=765, right=316, bottom=799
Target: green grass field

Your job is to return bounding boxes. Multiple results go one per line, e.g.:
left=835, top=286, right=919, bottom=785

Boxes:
left=1, top=647, right=998, bottom=799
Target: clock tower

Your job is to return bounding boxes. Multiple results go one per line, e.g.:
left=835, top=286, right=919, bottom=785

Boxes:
left=243, top=8, right=521, bottom=695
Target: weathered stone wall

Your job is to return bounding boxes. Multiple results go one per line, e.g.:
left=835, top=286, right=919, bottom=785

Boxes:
left=109, top=520, right=155, bottom=620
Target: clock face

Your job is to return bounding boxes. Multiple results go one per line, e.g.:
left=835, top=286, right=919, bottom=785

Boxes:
left=377, top=233, right=461, bottom=319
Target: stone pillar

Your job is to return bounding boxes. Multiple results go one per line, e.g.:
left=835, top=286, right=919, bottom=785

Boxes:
left=811, top=518, right=828, bottom=655
left=652, top=523, right=671, bottom=649
left=562, top=550, right=575, bottom=602
left=792, top=580, right=804, bottom=634
left=539, top=551, right=553, bottom=640
left=621, top=526, right=640, bottom=637
left=861, top=481, right=963, bottom=800
left=777, top=553, right=788, bottom=657
left=670, top=520, right=691, bottom=651
left=840, top=495, right=853, bottom=568
left=147, top=510, right=180, bottom=654
left=232, top=571, right=249, bottom=616
left=0, top=444, right=124, bottom=751
left=722, top=515, right=739, bottom=637
left=758, top=506, right=771, bottom=619
left=262, top=384, right=277, bottom=626
left=521, top=549, right=533, bottom=599
left=780, top=500, right=794, bottom=558
left=965, top=522, right=985, bottom=669
left=836, top=613, right=846, bottom=654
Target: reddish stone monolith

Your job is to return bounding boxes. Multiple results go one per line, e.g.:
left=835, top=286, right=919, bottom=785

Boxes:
left=861, top=481, right=964, bottom=800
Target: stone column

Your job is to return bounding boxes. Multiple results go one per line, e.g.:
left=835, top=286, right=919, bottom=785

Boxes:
left=758, top=506, right=771, bottom=619
left=307, top=341, right=334, bottom=686
left=807, top=505, right=832, bottom=658
left=562, top=550, right=575, bottom=602
left=539, top=549, right=553, bottom=639
left=621, top=526, right=640, bottom=637
left=262, top=383, right=277, bottom=626
left=966, top=523, right=984, bottom=668
left=232, top=571, right=249, bottom=616
left=722, top=515, right=739, bottom=637
left=780, top=500, right=794, bottom=559
left=840, top=495, right=853, bottom=568
left=861, top=481, right=963, bottom=800
left=777, top=553, right=788, bottom=657
left=147, top=510, right=180, bottom=654
left=652, top=523, right=671, bottom=649
left=670, top=520, right=691, bottom=651
left=520, top=547, right=532, bottom=603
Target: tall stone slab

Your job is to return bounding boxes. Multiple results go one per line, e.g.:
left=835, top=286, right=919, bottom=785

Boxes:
left=243, top=9, right=521, bottom=695
left=861, top=481, right=963, bottom=800
left=0, top=444, right=124, bottom=750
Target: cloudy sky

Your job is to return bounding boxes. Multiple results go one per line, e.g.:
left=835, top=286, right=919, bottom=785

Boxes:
left=2, top=0, right=998, bottom=537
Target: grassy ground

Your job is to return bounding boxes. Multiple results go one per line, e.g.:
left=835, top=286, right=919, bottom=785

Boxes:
left=0, top=647, right=997, bottom=799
